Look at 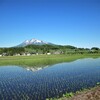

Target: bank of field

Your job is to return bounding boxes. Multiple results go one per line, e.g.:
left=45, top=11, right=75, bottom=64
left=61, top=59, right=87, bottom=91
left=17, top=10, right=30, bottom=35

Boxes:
left=47, top=85, right=100, bottom=100
left=0, top=54, right=100, bottom=67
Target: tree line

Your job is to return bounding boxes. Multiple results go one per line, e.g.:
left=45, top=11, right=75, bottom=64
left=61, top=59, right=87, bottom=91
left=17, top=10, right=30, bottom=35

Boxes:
left=0, top=45, right=100, bottom=56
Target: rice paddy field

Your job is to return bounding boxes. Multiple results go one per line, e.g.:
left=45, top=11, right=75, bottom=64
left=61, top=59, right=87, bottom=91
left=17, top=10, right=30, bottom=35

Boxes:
left=0, top=54, right=100, bottom=67
left=0, top=54, right=100, bottom=100
left=0, top=58, right=100, bottom=100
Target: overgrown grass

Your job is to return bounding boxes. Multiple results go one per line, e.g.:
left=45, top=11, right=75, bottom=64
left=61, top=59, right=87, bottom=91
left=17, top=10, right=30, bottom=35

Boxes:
left=46, top=82, right=100, bottom=100
left=0, top=54, right=100, bottom=67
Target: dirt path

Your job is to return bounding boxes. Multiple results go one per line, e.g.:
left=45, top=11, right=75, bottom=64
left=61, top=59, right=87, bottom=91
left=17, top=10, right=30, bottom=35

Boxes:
left=58, top=86, right=100, bottom=100
left=69, top=86, right=100, bottom=100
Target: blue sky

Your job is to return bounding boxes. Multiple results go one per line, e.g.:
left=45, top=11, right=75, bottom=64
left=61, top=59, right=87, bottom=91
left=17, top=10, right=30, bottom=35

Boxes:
left=0, top=0, right=100, bottom=48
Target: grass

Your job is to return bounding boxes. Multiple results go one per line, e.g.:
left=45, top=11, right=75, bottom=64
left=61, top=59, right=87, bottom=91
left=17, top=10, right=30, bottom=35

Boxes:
left=0, top=54, right=100, bottom=67
left=46, top=83, right=100, bottom=100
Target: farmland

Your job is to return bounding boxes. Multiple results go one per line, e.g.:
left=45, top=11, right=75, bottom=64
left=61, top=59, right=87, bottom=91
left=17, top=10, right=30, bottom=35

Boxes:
left=0, top=54, right=100, bottom=67
left=0, top=58, right=100, bottom=100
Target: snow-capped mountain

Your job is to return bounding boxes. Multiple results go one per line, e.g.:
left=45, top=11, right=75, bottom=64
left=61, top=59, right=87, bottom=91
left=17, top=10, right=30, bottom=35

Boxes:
left=17, top=38, right=54, bottom=47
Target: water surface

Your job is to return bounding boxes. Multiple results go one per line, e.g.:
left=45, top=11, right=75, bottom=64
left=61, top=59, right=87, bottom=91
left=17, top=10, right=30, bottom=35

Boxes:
left=0, top=58, right=100, bottom=100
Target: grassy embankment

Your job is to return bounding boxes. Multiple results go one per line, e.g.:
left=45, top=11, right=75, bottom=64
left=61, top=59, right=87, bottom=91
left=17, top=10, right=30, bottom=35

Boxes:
left=0, top=54, right=100, bottom=67
left=46, top=83, right=100, bottom=100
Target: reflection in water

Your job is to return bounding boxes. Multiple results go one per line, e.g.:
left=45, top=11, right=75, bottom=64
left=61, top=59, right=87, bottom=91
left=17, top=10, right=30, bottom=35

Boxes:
left=0, top=58, right=100, bottom=100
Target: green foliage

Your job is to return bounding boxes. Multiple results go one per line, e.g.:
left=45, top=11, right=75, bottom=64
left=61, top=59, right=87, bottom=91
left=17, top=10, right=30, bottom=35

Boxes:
left=91, top=47, right=99, bottom=50
left=25, top=44, right=77, bottom=55
left=63, top=92, right=74, bottom=98
left=46, top=92, right=74, bottom=100
left=0, top=45, right=100, bottom=56
left=0, top=47, right=25, bottom=56
left=97, top=82, right=100, bottom=85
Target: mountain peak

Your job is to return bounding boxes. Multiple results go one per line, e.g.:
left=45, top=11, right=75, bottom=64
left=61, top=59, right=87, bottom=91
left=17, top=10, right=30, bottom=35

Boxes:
left=30, top=38, right=42, bottom=43
left=17, top=38, right=54, bottom=47
left=24, top=40, right=30, bottom=43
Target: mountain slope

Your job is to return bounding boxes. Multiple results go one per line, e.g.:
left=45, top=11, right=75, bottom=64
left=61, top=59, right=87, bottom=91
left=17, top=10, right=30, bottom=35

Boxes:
left=17, top=38, right=55, bottom=47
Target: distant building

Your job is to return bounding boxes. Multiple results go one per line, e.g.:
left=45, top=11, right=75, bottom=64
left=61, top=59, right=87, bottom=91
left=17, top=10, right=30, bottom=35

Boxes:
left=2, top=53, right=7, bottom=56
left=21, top=53, right=26, bottom=56
left=36, top=53, right=39, bottom=55
left=47, top=53, right=51, bottom=55
left=26, top=53, right=31, bottom=56
left=54, top=51, right=61, bottom=54
left=0, top=54, right=2, bottom=57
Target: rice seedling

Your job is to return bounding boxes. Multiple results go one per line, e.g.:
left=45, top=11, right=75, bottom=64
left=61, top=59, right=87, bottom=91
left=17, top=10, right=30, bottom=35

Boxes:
left=0, top=58, right=100, bottom=100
